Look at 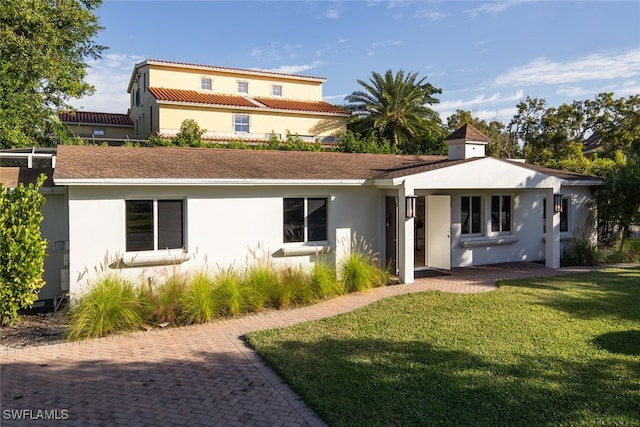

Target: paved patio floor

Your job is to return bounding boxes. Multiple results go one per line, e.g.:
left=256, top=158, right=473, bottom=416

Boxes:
left=0, top=263, right=612, bottom=426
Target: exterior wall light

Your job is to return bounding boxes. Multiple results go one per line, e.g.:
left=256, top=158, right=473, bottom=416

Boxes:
left=405, top=196, right=417, bottom=219
left=554, top=194, right=563, bottom=213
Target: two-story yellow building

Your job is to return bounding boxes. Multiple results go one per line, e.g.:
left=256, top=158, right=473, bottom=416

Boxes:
left=127, top=59, right=350, bottom=143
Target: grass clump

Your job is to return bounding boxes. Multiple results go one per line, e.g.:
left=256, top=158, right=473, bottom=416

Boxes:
left=244, top=264, right=278, bottom=312
left=269, top=267, right=315, bottom=308
left=140, top=274, right=187, bottom=326
left=67, top=274, right=143, bottom=340
left=212, top=269, right=246, bottom=316
left=180, top=271, right=217, bottom=324
left=310, top=262, right=343, bottom=298
left=340, top=238, right=388, bottom=292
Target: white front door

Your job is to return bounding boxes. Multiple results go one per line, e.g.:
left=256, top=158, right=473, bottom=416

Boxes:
left=426, top=195, right=451, bottom=270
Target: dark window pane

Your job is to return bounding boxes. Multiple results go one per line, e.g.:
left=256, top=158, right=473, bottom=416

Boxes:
left=126, top=200, right=153, bottom=251
left=560, top=198, right=569, bottom=232
left=461, top=196, right=470, bottom=234
left=471, top=196, right=481, bottom=234
left=307, top=198, right=327, bottom=241
left=502, top=196, right=511, bottom=232
left=491, top=196, right=500, bottom=232
left=283, top=198, right=304, bottom=243
left=158, top=200, right=184, bottom=249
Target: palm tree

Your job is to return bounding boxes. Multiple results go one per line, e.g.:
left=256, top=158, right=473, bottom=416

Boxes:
left=346, top=70, right=442, bottom=147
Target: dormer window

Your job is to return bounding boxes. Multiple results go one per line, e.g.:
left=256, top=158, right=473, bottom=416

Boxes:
left=237, top=81, right=248, bottom=94
left=200, top=78, right=212, bottom=91
left=271, top=84, right=282, bottom=97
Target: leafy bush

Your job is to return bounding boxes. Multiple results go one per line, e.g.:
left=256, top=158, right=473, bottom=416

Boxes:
left=66, top=275, right=143, bottom=340
left=0, top=175, right=47, bottom=326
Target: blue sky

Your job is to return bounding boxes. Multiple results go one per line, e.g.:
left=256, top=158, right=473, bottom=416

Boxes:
left=72, top=0, right=640, bottom=124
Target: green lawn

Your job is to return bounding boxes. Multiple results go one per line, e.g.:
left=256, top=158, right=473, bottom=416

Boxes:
left=245, top=268, right=640, bottom=426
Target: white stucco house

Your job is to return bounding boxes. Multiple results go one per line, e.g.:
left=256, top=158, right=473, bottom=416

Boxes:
left=0, top=125, right=602, bottom=299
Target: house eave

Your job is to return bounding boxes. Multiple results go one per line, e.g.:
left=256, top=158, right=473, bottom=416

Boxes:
left=53, top=178, right=368, bottom=186
left=154, top=100, right=350, bottom=117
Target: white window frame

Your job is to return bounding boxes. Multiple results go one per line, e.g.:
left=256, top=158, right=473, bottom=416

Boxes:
left=233, top=114, right=250, bottom=133
left=237, top=80, right=249, bottom=94
left=271, top=84, right=283, bottom=97
left=200, top=77, right=212, bottom=91
left=125, top=199, right=186, bottom=253
left=283, top=197, right=329, bottom=244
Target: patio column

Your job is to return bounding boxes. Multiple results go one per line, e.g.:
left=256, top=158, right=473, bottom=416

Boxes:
left=398, top=184, right=415, bottom=284
left=545, top=187, right=561, bottom=269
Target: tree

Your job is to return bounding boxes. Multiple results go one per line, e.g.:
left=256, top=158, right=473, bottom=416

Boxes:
left=0, top=0, right=105, bottom=148
left=346, top=70, right=442, bottom=148
left=0, top=175, right=47, bottom=326
left=174, top=119, right=206, bottom=147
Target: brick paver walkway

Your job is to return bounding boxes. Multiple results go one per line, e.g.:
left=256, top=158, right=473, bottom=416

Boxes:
left=0, top=263, right=619, bottom=426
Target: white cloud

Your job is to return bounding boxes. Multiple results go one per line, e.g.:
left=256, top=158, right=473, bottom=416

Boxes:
left=249, top=48, right=262, bottom=58
left=466, top=0, right=536, bottom=18
left=322, top=9, right=340, bottom=19
left=263, top=60, right=324, bottom=74
left=556, top=80, right=640, bottom=98
left=416, top=9, right=448, bottom=21
left=323, top=94, right=349, bottom=102
left=371, top=40, right=403, bottom=48
left=433, top=90, right=524, bottom=123
left=495, top=49, right=640, bottom=86
left=69, top=53, right=144, bottom=113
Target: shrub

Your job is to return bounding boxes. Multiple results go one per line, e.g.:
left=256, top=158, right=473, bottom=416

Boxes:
left=67, top=275, right=143, bottom=340
left=180, top=272, right=218, bottom=324
left=310, top=262, right=343, bottom=299
left=340, top=237, right=388, bottom=292
left=244, top=264, right=277, bottom=312
left=0, top=174, right=47, bottom=326
left=269, top=267, right=315, bottom=308
left=213, top=269, right=246, bottom=316
left=140, top=274, right=187, bottom=325
left=561, top=233, right=602, bottom=266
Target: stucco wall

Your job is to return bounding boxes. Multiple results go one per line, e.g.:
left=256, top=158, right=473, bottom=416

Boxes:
left=157, top=104, right=346, bottom=139
left=66, top=184, right=381, bottom=296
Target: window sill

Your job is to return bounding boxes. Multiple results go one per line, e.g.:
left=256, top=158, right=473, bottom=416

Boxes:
left=460, top=236, right=518, bottom=248
left=281, top=244, right=334, bottom=256
left=116, top=250, right=191, bottom=268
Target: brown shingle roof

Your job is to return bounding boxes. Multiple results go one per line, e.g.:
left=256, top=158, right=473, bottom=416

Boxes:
left=59, top=111, right=133, bottom=127
left=149, top=88, right=258, bottom=108
left=53, top=145, right=454, bottom=181
left=446, top=124, right=491, bottom=142
left=53, top=146, right=600, bottom=183
left=0, top=167, right=55, bottom=188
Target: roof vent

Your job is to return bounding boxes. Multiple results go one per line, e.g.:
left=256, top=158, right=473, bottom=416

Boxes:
left=445, top=124, right=490, bottom=160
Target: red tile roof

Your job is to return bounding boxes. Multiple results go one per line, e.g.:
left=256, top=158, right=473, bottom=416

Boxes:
left=254, top=97, right=350, bottom=115
left=149, top=88, right=257, bottom=108
left=446, top=124, right=491, bottom=142
left=148, top=87, right=350, bottom=116
left=141, top=59, right=327, bottom=82
left=59, top=111, right=133, bottom=127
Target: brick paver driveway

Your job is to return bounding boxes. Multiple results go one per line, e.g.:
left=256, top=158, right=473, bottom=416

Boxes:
left=0, top=263, right=601, bottom=426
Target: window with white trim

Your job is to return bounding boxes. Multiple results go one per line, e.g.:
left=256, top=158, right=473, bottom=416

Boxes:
left=126, top=200, right=184, bottom=252
left=543, top=197, right=569, bottom=233
left=271, top=84, right=282, bottom=97
left=200, top=78, right=212, bottom=90
left=237, top=81, right=248, bottom=94
left=283, top=198, right=327, bottom=243
left=234, top=114, right=250, bottom=133
left=491, top=195, right=512, bottom=233
left=461, top=196, right=482, bottom=235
